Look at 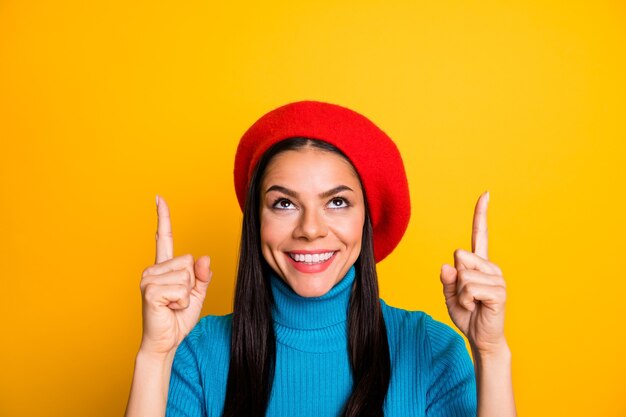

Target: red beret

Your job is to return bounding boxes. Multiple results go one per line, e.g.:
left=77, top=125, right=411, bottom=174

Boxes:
left=234, top=100, right=410, bottom=263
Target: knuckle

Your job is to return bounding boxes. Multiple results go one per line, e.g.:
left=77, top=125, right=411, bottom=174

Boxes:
left=457, top=269, right=471, bottom=283
left=497, top=287, right=507, bottom=303
left=178, top=268, right=190, bottom=283
left=157, top=229, right=174, bottom=239
left=176, top=285, right=190, bottom=305
left=183, top=269, right=192, bottom=286
left=458, top=295, right=473, bottom=310
left=453, top=248, right=464, bottom=258
left=489, top=262, right=503, bottom=276
left=143, top=283, right=157, bottom=300
left=183, top=253, right=194, bottom=264
left=462, top=282, right=475, bottom=295
left=139, top=276, right=150, bottom=292
left=142, top=266, right=152, bottom=279
left=176, top=284, right=188, bottom=296
left=457, top=268, right=467, bottom=279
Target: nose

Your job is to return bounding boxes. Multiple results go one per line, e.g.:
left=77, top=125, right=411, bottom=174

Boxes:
left=294, top=208, right=328, bottom=240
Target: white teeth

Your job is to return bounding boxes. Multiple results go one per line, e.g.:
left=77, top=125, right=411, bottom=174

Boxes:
left=289, top=252, right=335, bottom=264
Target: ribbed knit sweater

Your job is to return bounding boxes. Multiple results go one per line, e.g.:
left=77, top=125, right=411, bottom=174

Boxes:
left=165, top=265, right=477, bottom=416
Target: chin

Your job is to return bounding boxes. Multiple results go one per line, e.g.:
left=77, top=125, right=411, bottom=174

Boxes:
left=287, top=279, right=334, bottom=298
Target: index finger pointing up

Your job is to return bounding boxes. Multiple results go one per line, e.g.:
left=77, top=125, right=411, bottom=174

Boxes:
left=471, top=191, right=489, bottom=261
left=155, top=194, right=174, bottom=264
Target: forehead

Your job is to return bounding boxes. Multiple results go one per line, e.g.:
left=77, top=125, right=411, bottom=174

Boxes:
left=261, top=147, right=360, bottom=186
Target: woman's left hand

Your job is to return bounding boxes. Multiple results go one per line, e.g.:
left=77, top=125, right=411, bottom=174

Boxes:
left=440, top=191, right=508, bottom=355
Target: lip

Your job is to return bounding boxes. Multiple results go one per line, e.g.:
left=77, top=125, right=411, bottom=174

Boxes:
left=287, top=249, right=336, bottom=254
left=285, top=251, right=337, bottom=273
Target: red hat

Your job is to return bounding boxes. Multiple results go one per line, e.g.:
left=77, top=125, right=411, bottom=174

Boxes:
left=234, top=100, right=410, bottom=263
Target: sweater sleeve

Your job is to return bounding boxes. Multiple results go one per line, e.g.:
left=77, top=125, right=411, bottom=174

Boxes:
left=165, top=325, right=207, bottom=417
left=424, top=315, right=477, bottom=417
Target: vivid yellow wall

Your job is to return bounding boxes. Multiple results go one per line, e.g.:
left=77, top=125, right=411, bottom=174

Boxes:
left=2, top=1, right=625, bottom=416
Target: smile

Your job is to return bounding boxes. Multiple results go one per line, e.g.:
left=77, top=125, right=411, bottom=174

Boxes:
left=288, top=251, right=335, bottom=264
left=285, top=251, right=337, bottom=273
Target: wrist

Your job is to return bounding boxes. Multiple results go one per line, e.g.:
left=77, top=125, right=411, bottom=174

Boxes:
left=471, top=340, right=511, bottom=362
left=126, top=347, right=176, bottom=417
left=136, top=347, right=177, bottom=365
left=471, top=341, right=517, bottom=417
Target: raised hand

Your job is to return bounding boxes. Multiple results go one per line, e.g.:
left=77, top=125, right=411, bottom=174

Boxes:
left=138, top=195, right=212, bottom=358
left=439, top=191, right=508, bottom=355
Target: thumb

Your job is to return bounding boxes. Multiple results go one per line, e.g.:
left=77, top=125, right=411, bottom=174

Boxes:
left=193, top=255, right=212, bottom=296
left=440, top=263, right=458, bottom=300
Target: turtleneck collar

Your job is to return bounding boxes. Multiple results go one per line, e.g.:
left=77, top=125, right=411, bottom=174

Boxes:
left=269, top=265, right=356, bottom=330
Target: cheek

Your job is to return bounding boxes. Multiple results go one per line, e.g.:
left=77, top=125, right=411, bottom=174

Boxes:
left=259, top=216, right=277, bottom=266
left=259, top=214, right=274, bottom=248
left=334, top=214, right=365, bottom=248
left=260, top=211, right=290, bottom=249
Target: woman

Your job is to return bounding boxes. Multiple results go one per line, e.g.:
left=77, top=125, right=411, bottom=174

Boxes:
left=125, top=101, right=516, bottom=416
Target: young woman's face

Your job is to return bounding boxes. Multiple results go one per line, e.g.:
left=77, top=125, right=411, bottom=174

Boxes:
left=259, top=146, right=365, bottom=298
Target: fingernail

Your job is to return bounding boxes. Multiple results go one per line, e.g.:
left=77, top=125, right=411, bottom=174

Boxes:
left=156, top=194, right=159, bottom=207
left=485, top=191, right=490, bottom=203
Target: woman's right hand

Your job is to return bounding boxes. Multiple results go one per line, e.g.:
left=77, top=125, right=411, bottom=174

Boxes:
left=138, top=195, right=213, bottom=358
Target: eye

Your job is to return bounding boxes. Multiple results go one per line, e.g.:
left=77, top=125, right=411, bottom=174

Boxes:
left=272, top=198, right=296, bottom=210
left=328, top=197, right=350, bottom=209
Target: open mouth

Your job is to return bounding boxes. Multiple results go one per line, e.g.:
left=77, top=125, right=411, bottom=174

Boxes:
left=288, top=251, right=336, bottom=264
left=285, top=251, right=338, bottom=273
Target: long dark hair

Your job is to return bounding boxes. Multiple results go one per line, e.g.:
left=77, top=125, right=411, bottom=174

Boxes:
left=222, top=137, right=391, bottom=417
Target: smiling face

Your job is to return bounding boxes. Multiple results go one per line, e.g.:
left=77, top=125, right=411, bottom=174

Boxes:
left=259, top=145, right=365, bottom=298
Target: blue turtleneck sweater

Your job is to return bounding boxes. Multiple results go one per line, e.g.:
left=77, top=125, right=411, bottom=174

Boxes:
left=166, top=265, right=477, bottom=416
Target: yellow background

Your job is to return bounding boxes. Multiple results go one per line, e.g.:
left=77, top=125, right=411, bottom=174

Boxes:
left=1, top=1, right=625, bottom=416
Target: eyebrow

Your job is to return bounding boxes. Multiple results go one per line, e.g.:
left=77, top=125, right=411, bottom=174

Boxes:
left=265, top=185, right=354, bottom=199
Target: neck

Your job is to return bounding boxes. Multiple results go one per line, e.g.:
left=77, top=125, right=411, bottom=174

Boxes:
left=269, top=265, right=356, bottom=330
